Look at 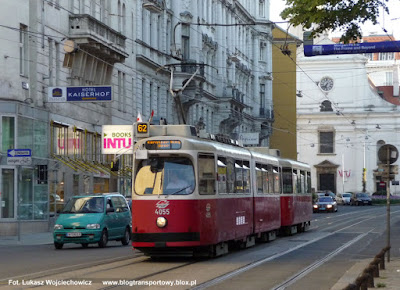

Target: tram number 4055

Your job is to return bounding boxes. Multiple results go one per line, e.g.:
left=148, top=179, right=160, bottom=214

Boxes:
left=155, top=209, right=170, bottom=215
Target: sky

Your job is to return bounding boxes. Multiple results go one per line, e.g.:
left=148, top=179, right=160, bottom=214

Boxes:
left=269, top=0, right=400, bottom=40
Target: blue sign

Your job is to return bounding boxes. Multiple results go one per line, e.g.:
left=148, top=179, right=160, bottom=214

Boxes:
left=66, top=86, right=112, bottom=102
left=304, top=41, right=400, bottom=57
left=7, top=149, right=31, bottom=157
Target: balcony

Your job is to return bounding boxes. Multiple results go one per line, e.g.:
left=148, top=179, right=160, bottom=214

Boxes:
left=170, top=60, right=206, bottom=91
left=69, top=14, right=128, bottom=64
left=143, top=0, right=165, bottom=13
left=258, top=107, right=274, bottom=121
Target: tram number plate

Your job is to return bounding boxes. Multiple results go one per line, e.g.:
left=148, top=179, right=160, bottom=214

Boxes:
left=155, top=209, right=170, bottom=215
left=66, top=232, right=82, bottom=237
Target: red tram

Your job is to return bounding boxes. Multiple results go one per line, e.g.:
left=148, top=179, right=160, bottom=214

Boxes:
left=131, top=123, right=312, bottom=257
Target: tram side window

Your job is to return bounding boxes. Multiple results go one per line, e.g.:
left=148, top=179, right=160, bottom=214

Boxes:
left=243, top=161, right=250, bottom=194
left=293, top=169, right=299, bottom=194
left=226, top=158, right=235, bottom=194
left=256, top=163, right=269, bottom=194
left=235, top=161, right=243, bottom=193
left=307, top=171, right=312, bottom=193
left=198, top=154, right=216, bottom=195
left=282, top=168, right=293, bottom=194
left=256, top=164, right=263, bottom=194
left=273, top=166, right=280, bottom=193
left=217, top=157, right=227, bottom=194
left=300, top=171, right=306, bottom=194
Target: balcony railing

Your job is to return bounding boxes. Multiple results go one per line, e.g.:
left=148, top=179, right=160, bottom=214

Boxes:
left=69, top=14, right=128, bottom=64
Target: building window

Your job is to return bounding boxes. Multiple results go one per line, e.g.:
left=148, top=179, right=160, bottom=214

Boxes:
left=385, top=72, right=393, bottom=86
left=379, top=52, right=394, bottom=61
left=259, top=41, right=266, bottom=61
left=320, top=100, right=333, bottom=112
left=2, top=116, right=15, bottom=151
left=260, top=84, right=265, bottom=112
left=319, top=131, right=334, bottom=154
left=182, top=24, right=190, bottom=60
left=259, top=0, right=265, bottom=17
left=19, top=24, right=29, bottom=76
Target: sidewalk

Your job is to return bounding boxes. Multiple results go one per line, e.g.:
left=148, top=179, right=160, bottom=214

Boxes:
left=332, top=257, right=400, bottom=290
left=0, top=231, right=53, bottom=246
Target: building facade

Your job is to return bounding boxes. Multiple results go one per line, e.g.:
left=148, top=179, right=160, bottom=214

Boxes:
left=0, top=0, right=275, bottom=235
left=296, top=36, right=400, bottom=195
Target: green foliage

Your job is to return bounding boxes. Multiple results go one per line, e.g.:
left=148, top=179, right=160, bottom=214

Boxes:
left=280, top=0, right=391, bottom=43
left=376, top=282, right=386, bottom=288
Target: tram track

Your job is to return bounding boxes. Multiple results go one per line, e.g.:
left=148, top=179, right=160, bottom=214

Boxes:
left=4, top=207, right=399, bottom=289
left=193, top=208, right=400, bottom=289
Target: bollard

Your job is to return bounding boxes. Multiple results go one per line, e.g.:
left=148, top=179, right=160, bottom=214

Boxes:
left=363, top=267, right=375, bottom=287
left=375, top=249, right=385, bottom=270
left=342, top=283, right=358, bottom=290
left=369, top=258, right=380, bottom=277
left=355, top=274, right=368, bottom=290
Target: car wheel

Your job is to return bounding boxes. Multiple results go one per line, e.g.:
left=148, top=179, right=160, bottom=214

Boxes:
left=121, top=227, right=131, bottom=246
left=98, top=229, right=108, bottom=248
left=81, top=243, right=89, bottom=248
left=54, top=242, right=63, bottom=250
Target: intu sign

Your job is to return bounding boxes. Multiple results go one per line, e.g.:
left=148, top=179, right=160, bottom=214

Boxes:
left=102, top=125, right=133, bottom=154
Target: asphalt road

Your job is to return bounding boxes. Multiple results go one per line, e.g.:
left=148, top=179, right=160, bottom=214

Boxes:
left=0, top=205, right=399, bottom=290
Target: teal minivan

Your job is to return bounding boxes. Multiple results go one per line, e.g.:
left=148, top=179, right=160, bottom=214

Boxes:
left=53, top=193, right=131, bottom=249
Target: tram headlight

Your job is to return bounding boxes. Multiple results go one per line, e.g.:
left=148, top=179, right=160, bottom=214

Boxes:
left=156, top=217, right=167, bottom=228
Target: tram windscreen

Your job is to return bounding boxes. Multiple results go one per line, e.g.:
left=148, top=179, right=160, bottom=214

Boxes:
left=134, top=157, right=195, bottom=195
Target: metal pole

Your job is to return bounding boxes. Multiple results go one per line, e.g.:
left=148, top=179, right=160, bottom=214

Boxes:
left=17, top=165, right=21, bottom=242
left=386, top=147, right=391, bottom=262
left=342, top=154, right=345, bottom=193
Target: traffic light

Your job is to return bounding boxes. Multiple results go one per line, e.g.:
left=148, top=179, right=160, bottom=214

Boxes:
left=111, top=159, right=119, bottom=171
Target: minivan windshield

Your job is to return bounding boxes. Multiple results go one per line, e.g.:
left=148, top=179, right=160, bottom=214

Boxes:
left=135, top=157, right=195, bottom=195
left=61, top=196, right=104, bottom=213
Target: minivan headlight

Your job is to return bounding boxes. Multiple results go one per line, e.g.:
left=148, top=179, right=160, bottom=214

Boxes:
left=86, top=224, right=100, bottom=229
left=54, top=224, right=63, bottom=230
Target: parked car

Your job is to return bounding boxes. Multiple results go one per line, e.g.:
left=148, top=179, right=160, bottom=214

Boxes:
left=336, top=192, right=352, bottom=205
left=53, top=193, right=131, bottom=249
left=350, top=192, right=372, bottom=206
left=313, top=196, right=338, bottom=213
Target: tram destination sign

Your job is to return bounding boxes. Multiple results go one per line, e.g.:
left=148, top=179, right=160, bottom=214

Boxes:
left=145, top=140, right=182, bottom=150
left=48, top=86, right=112, bottom=102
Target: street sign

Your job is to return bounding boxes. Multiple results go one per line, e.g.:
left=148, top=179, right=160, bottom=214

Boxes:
left=7, top=149, right=31, bottom=157
left=102, top=125, right=133, bottom=154
left=7, top=157, right=32, bottom=165
left=7, top=149, right=32, bottom=165
left=47, top=86, right=112, bottom=102
left=304, top=41, right=400, bottom=57
left=378, top=144, right=399, bottom=164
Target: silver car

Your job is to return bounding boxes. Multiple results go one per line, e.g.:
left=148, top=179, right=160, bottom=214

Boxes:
left=313, top=196, right=338, bottom=213
left=337, top=192, right=351, bottom=205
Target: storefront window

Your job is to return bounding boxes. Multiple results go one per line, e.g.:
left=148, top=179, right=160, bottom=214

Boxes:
left=33, top=120, right=48, bottom=158
left=1, top=169, right=15, bottom=219
left=2, top=116, right=15, bottom=151
left=18, top=117, right=33, bottom=150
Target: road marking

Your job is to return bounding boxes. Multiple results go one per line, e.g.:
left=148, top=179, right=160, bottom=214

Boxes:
left=271, top=231, right=370, bottom=290
left=194, top=210, right=400, bottom=289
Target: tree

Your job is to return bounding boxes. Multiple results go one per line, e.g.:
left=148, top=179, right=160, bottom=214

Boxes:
left=280, top=0, right=391, bottom=43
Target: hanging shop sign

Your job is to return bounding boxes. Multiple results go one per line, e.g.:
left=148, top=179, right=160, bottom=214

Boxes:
left=102, top=125, right=133, bottom=155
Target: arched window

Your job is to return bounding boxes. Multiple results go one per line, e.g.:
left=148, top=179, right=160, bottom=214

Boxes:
left=320, top=100, right=333, bottom=112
